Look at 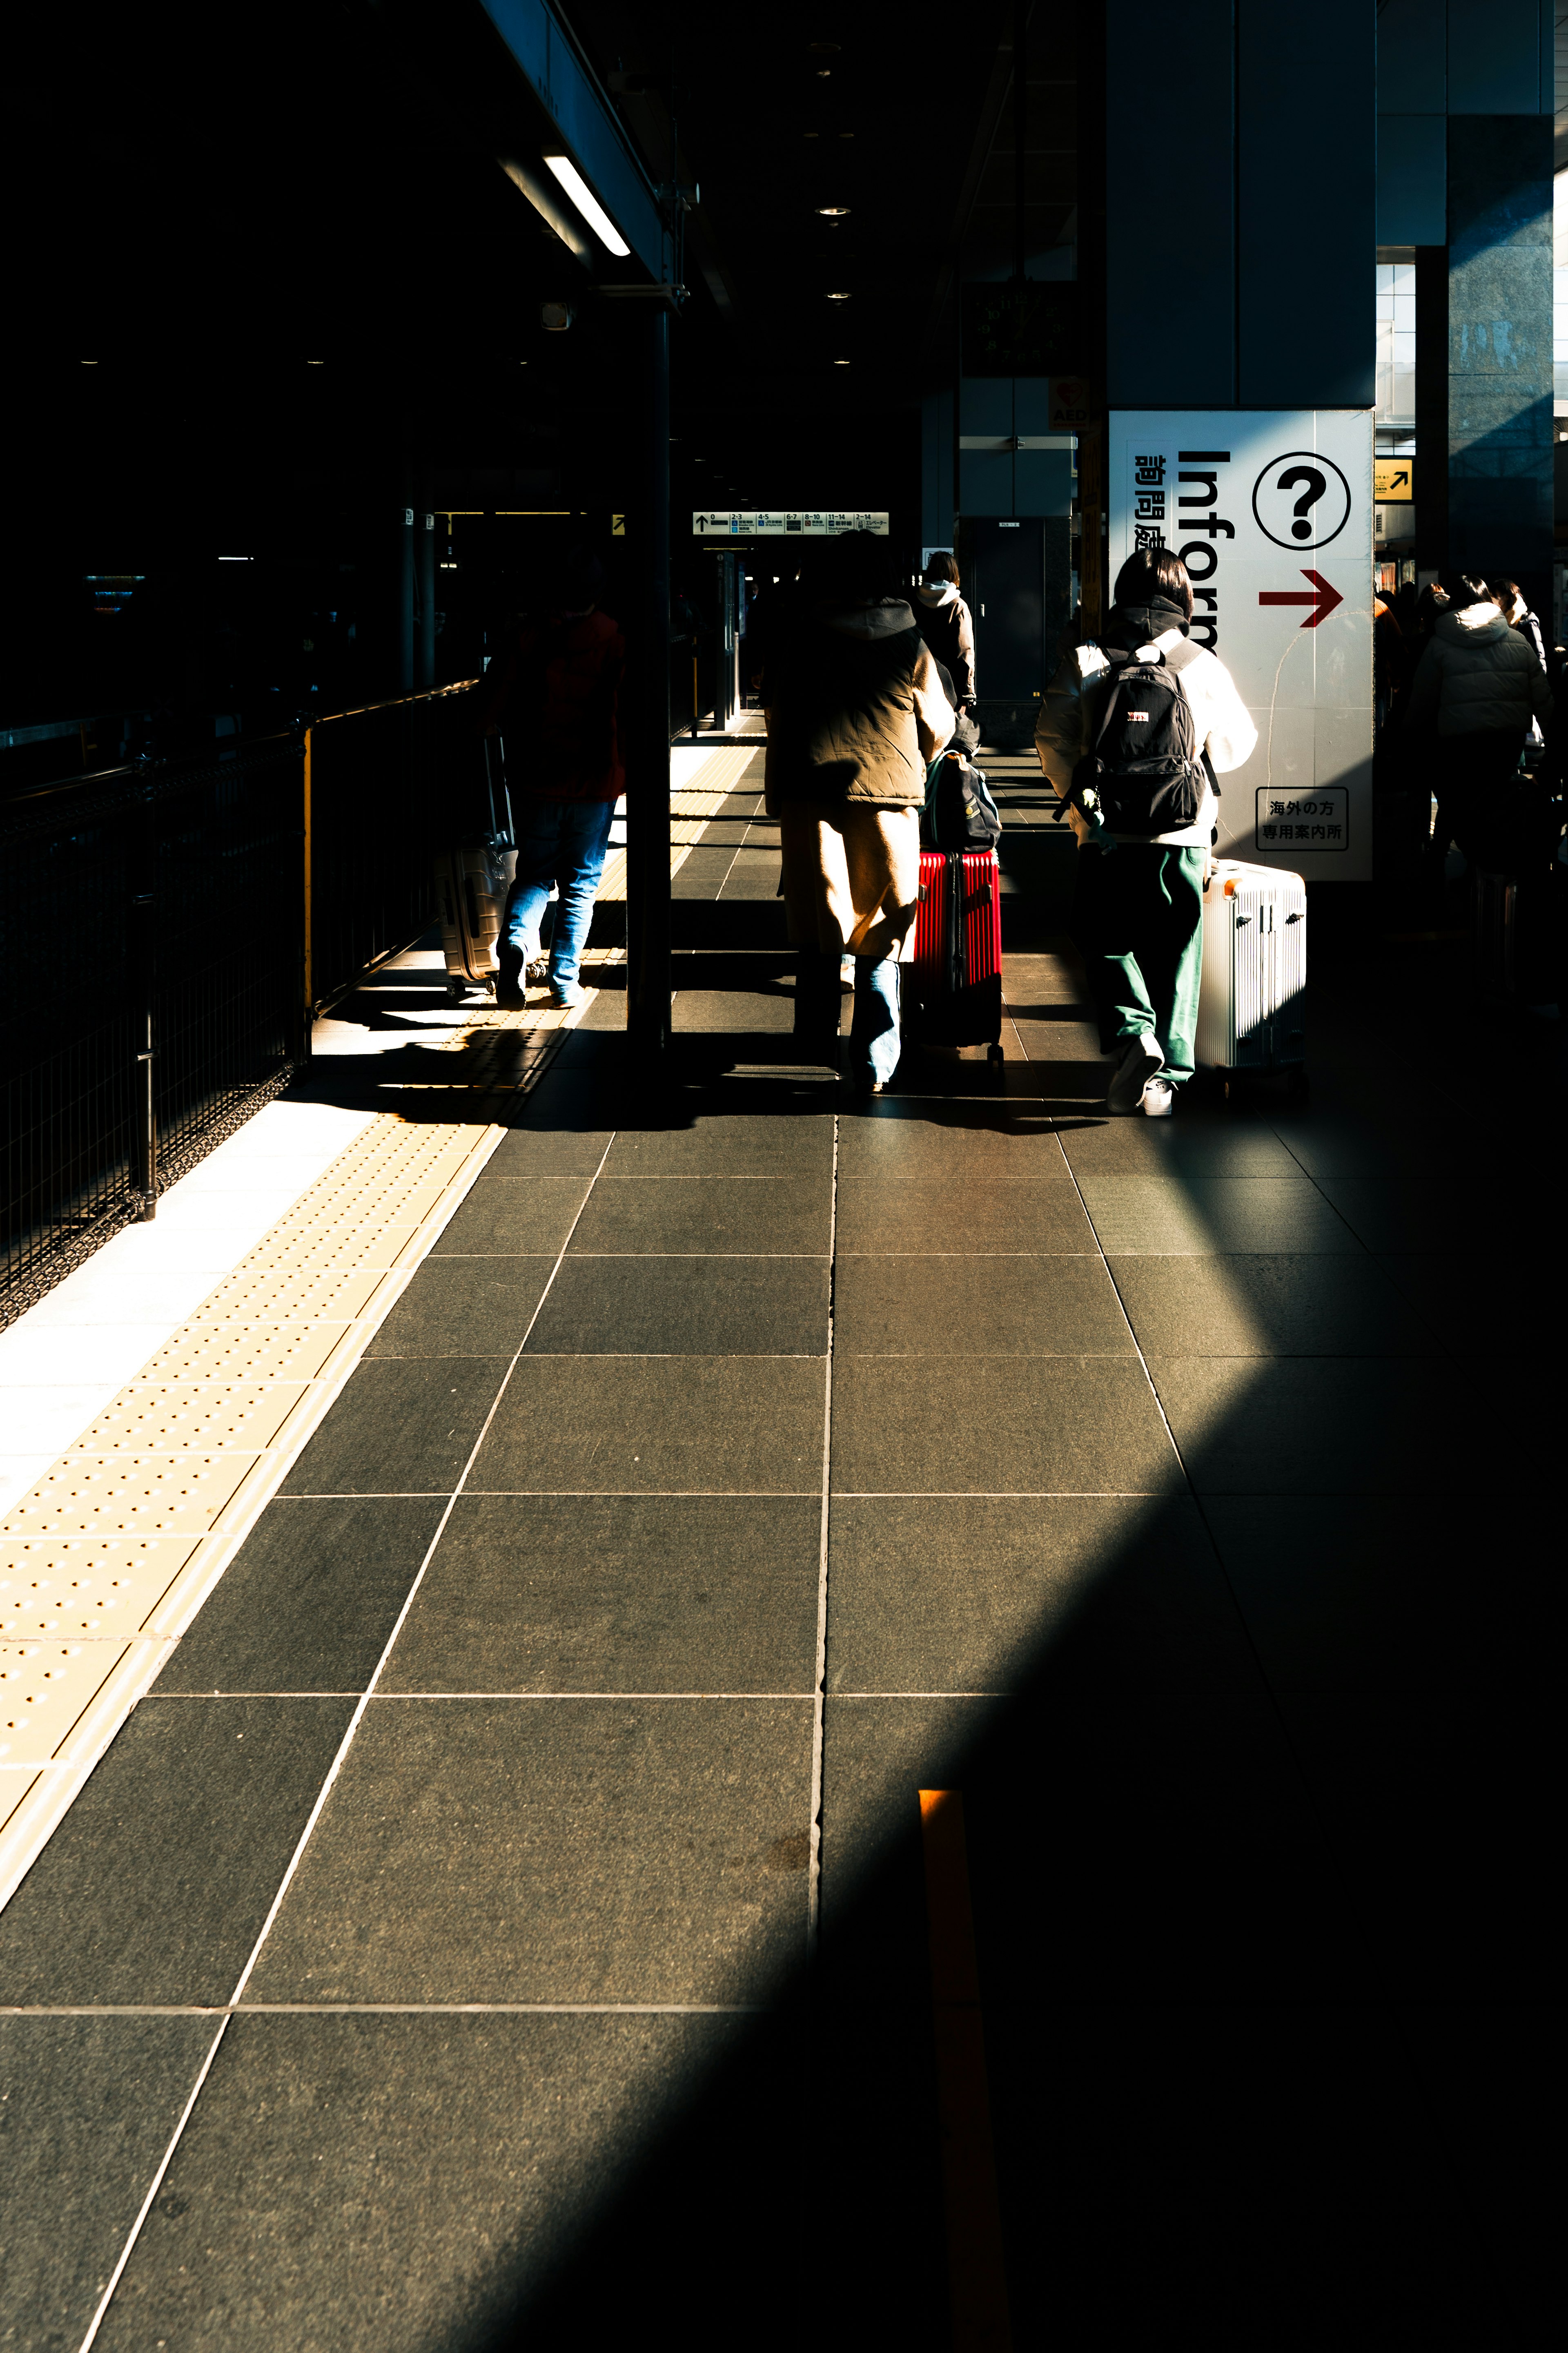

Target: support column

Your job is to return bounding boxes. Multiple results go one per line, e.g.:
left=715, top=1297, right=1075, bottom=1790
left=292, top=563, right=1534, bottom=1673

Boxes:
left=417, top=495, right=436, bottom=689
left=626, top=305, right=672, bottom=1067
left=1446, top=115, right=1553, bottom=619
left=398, top=459, right=415, bottom=694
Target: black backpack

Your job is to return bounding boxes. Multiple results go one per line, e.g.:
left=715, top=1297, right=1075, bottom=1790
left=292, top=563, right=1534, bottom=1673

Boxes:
left=922, top=749, right=1002, bottom=850
left=1070, top=637, right=1214, bottom=838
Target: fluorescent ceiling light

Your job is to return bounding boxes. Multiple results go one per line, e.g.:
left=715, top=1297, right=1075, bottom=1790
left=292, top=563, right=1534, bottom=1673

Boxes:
left=544, top=155, right=630, bottom=257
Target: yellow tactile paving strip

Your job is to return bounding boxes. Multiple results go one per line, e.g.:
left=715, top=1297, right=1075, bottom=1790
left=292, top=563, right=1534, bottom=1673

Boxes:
left=0, top=958, right=616, bottom=1911
left=596, top=745, right=762, bottom=902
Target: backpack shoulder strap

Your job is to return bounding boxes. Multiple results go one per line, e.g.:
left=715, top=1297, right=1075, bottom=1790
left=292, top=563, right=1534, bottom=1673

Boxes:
left=1159, top=638, right=1220, bottom=793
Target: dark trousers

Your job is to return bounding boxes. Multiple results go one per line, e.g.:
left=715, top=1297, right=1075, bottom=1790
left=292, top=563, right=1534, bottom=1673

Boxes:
left=1071, top=844, right=1206, bottom=1087
left=1433, top=731, right=1524, bottom=867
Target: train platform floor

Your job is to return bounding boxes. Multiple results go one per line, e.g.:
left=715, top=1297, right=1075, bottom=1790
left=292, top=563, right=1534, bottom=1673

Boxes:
left=0, top=749, right=1558, bottom=2349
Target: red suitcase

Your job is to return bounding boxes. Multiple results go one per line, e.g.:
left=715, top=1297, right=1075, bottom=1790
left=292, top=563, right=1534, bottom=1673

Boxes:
left=908, top=846, right=1005, bottom=1070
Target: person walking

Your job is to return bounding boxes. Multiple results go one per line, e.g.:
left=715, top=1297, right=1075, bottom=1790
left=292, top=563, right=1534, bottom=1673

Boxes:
left=1495, top=578, right=1548, bottom=675
left=481, top=547, right=624, bottom=1010
left=1035, top=547, right=1257, bottom=1116
left=1403, top=570, right=1552, bottom=873
left=911, top=552, right=977, bottom=715
left=762, top=531, right=954, bottom=1094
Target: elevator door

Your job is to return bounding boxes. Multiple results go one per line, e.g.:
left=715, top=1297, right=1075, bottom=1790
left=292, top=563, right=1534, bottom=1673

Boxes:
left=967, top=517, right=1045, bottom=701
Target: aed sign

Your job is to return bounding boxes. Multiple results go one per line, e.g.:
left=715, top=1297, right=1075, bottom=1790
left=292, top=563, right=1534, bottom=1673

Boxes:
left=1108, top=410, right=1373, bottom=881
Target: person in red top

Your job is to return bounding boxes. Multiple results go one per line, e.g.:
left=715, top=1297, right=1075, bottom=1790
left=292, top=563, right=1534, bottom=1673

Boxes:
left=482, top=547, right=625, bottom=1008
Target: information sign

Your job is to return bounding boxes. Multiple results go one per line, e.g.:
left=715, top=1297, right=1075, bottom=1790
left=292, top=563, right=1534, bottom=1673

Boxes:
left=691, top=511, right=890, bottom=537
left=1372, top=458, right=1414, bottom=502
left=1108, top=410, right=1373, bottom=879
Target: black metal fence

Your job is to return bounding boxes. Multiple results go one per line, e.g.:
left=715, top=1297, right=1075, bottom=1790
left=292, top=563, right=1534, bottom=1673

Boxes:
left=2, top=682, right=478, bottom=1327
left=306, top=682, right=481, bottom=1013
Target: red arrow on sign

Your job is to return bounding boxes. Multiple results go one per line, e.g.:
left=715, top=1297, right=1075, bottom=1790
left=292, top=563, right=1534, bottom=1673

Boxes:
left=1258, top=570, right=1343, bottom=629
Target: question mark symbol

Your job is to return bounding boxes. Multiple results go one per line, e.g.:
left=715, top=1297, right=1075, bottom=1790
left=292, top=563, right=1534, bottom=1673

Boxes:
left=1278, top=465, right=1326, bottom=541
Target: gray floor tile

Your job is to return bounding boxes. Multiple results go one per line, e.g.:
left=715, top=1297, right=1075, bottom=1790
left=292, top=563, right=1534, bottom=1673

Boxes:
left=826, top=1494, right=1256, bottom=1692
left=93, top=2011, right=792, bottom=2353
left=365, top=1257, right=556, bottom=1358
left=835, top=1178, right=1096, bottom=1253
left=155, top=1497, right=445, bottom=1694
left=0, top=2014, right=220, bottom=2351
left=834, top=1253, right=1135, bottom=1355
left=1058, top=1118, right=1303, bottom=1176
left=484, top=1122, right=615, bottom=1175
left=471, top=1356, right=826, bottom=1493
left=1278, top=1691, right=1560, bottom=1998
left=430, top=1180, right=589, bottom=1256
left=526, top=1255, right=829, bottom=1355
left=1204, top=1494, right=1562, bottom=1690
left=1146, top=1357, right=1490, bottom=1494
left=836, top=1111, right=1069, bottom=1179
left=985, top=2002, right=1503, bottom=2353
left=1263, top=1114, right=1508, bottom=1180
left=1108, top=1252, right=1439, bottom=1356
left=382, top=1494, right=821, bottom=1693
left=1310, top=1176, right=1560, bottom=1254
left=830, top=1356, right=1182, bottom=1494
left=601, top=1113, right=833, bottom=1177
left=0, top=1700, right=354, bottom=2005
left=281, top=1359, right=505, bottom=1495
left=818, top=1686, right=1363, bottom=2004
left=718, top=850, right=782, bottom=899
left=247, top=1698, right=814, bottom=2003
left=570, top=1173, right=830, bottom=1254
left=1077, top=1175, right=1363, bottom=1254
left=673, top=847, right=737, bottom=897
left=1375, top=1253, right=1557, bottom=1356
left=673, top=988, right=796, bottom=1031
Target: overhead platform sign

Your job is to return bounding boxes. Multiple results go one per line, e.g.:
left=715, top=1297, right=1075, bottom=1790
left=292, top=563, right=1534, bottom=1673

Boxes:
left=1108, top=411, right=1373, bottom=881
left=693, top=511, right=889, bottom=536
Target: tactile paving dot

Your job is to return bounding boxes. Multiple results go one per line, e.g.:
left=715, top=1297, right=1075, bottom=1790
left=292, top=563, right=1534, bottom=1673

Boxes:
left=0, top=1643, right=131, bottom=1763
left=198, top=1265, right=391, bottom=1322
left=134, top=1321, right=352, bottom=1384
left=1, top=1454, right=258, bottom=1541
left=69, top=1383, right=312, bottom=1456
left=0, top=1535, right=199, bottom=1638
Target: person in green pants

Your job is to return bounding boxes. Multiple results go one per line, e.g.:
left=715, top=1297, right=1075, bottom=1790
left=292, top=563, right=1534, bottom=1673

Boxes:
left=1036, top=549, right=1257, bottom=1115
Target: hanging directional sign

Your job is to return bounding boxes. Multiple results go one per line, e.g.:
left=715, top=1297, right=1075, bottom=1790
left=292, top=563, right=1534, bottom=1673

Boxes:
left=692, top=510, right=890, bottom=536
left=1108, top=408, right=1372, bottom=880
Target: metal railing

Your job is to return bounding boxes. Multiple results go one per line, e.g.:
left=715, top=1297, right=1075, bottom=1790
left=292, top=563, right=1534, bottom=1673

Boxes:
left=2, top=682, right=479, bottom=1326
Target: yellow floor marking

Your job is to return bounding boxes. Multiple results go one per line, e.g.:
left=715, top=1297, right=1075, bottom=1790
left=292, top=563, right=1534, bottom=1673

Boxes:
left=919, top=1789, right=1014, bottom=2353
left=596, top=746, right=763, bottom=903
left=0, top=958, right=617, bottom=1905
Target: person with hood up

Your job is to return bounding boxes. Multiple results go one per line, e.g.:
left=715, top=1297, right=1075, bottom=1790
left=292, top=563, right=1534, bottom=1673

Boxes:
left=1035, top=547, right=1257, bottom=1115
left=481, top=546, right=624, bottom=1010
left=1403, top=570, right=1552, bottom=871
left=763, top=531, right=954, bottom=1093
left=911, top=551, right=976, bottom=711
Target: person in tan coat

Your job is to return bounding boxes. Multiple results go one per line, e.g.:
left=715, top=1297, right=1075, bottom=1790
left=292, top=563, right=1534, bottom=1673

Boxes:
left=763, top=533, right=954, bottom=1092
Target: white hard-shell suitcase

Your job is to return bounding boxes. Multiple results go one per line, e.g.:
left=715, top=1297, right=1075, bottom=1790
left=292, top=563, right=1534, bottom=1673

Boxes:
left=436, top=836, right=517, bottom=1001
left=1195, top=859, right=1306, bottom=1089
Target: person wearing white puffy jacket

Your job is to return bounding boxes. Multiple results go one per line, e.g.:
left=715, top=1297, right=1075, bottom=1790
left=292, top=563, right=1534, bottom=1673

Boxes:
left=1035, top=548, right=1257, bottom=1115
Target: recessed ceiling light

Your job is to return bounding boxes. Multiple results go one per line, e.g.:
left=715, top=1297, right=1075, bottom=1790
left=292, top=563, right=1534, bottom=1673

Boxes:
left=817, top=205, right=849, bottom=217
left=808, top=39, right=840, bottom=50
left=817, top=67, right=831, bottom=75
left=833, top=358, right=851, bottom=366
left=826, top=290, right=851, bottom=300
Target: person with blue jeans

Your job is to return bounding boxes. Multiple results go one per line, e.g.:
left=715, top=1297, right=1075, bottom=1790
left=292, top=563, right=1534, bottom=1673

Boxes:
left=482, top=547, right=625, bottom=1011
left=763, top=534, right=954, bottom=1095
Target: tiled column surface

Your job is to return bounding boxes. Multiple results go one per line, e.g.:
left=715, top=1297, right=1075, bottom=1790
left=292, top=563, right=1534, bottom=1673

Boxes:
left=0, top=915, right=1557, bottom=2346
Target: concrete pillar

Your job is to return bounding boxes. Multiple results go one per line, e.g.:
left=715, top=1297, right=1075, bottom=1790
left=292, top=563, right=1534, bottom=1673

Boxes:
left=1446, top=114, right=1553, bottom=614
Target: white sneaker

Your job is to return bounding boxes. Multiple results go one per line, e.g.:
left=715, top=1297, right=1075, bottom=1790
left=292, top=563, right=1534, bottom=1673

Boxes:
left=1140, top=1077, right=1174, bottom=1117
left=548, top=979, right=586, bottom=1009
left=1107, top=1033, right=1164, bottom=1114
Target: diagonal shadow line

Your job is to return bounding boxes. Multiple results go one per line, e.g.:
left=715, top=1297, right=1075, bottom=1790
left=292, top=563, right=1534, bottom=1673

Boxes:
left=69, top=977, right=1537, bottom=2348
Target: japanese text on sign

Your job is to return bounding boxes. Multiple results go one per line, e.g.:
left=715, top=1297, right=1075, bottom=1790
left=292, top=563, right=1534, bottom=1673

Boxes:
left=1256, top=787, right=1348, bottom=850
